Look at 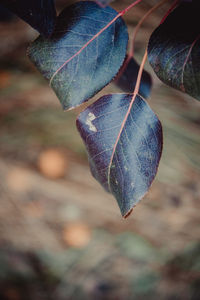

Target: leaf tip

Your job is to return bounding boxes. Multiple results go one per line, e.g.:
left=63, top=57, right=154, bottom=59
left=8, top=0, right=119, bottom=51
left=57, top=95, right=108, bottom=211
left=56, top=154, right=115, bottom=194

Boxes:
left=123, top=207, right=134, bottom=219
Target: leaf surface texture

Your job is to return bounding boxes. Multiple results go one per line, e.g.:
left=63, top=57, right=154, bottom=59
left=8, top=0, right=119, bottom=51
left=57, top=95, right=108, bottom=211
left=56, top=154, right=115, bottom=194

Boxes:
left=77, top=94, right=163, bottom=216
left=28, top=1, right=128, bottom=110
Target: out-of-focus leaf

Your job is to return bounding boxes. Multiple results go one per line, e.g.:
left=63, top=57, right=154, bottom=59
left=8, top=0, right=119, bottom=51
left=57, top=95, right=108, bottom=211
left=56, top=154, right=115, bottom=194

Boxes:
left=148, top=0, right=200, bottom=101
left=77, top=93, right=163, bottom=216
left=115, top=56, right=152, bottom=98
left=28, top=1, right=128, bottom=110
left=0, top=4, right=14, bottom=22
left=1, top=0, right=56, bottom=37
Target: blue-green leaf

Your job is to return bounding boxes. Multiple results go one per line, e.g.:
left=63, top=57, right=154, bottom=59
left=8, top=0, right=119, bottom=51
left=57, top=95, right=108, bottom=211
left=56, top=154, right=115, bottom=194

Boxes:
left=28, top=1, right=128, bottom=110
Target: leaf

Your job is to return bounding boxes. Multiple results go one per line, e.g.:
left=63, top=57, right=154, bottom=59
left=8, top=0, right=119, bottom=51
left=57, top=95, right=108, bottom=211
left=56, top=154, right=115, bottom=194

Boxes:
left=115, top=56, right=152, bottom=98
left=148, top=0, right=200, bottom=101
left=28, top=1, right=128, bottom=110
left=1, top=0, right=56, bottom=37
left=76, top=93, right=163, bottom=217
left=0, top=4, right=14, bottom=22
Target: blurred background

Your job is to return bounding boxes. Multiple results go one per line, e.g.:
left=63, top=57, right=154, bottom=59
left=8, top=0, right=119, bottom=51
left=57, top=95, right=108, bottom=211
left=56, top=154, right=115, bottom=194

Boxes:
left=0, top=0, right=200, bottom=299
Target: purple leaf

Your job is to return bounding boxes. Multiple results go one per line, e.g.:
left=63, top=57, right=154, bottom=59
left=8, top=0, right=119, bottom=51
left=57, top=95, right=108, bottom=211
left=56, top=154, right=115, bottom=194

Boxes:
left=148, top=0, right=200, bottom=101
left=0, top=4, right=14, bottom=22
left=28, top=1, right=128, bottom=110
left=77, top=93, right=163, bottom=217
left=1, top=0, right=56, bottom=37
left=115, top=56, right=152, bottom=98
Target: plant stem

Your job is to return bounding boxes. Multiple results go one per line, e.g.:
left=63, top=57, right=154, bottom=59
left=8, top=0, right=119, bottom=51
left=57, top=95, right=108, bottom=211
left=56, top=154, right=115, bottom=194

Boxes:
left=107, top=48, right=148, bottom=202
left=117, top=0, right=170, bottom=84
left=160, top=0, right=180, bottom=24
left=129, top=0, right=170, bottom=57
left=133, top=48, right=148, bottom=97
left=120, top=0, right=143, bottom=16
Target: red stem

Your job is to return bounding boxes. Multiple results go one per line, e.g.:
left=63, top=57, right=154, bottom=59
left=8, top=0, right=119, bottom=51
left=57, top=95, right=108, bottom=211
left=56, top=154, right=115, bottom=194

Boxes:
left=116, top=0, right=170, bottom=83
left=130, top=0, right=170, bottom=57
left=160, top=0, right=180, bottom=24
left=107, top=48, right=148, bottom=196
left=132, top=48, right=148, bottom=97
left=120, top=0, right=143, bottom=16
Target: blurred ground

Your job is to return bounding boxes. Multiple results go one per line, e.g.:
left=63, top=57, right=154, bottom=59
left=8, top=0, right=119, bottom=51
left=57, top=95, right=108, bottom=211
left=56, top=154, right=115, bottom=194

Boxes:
left=0, top=1, right=200, bottom=299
